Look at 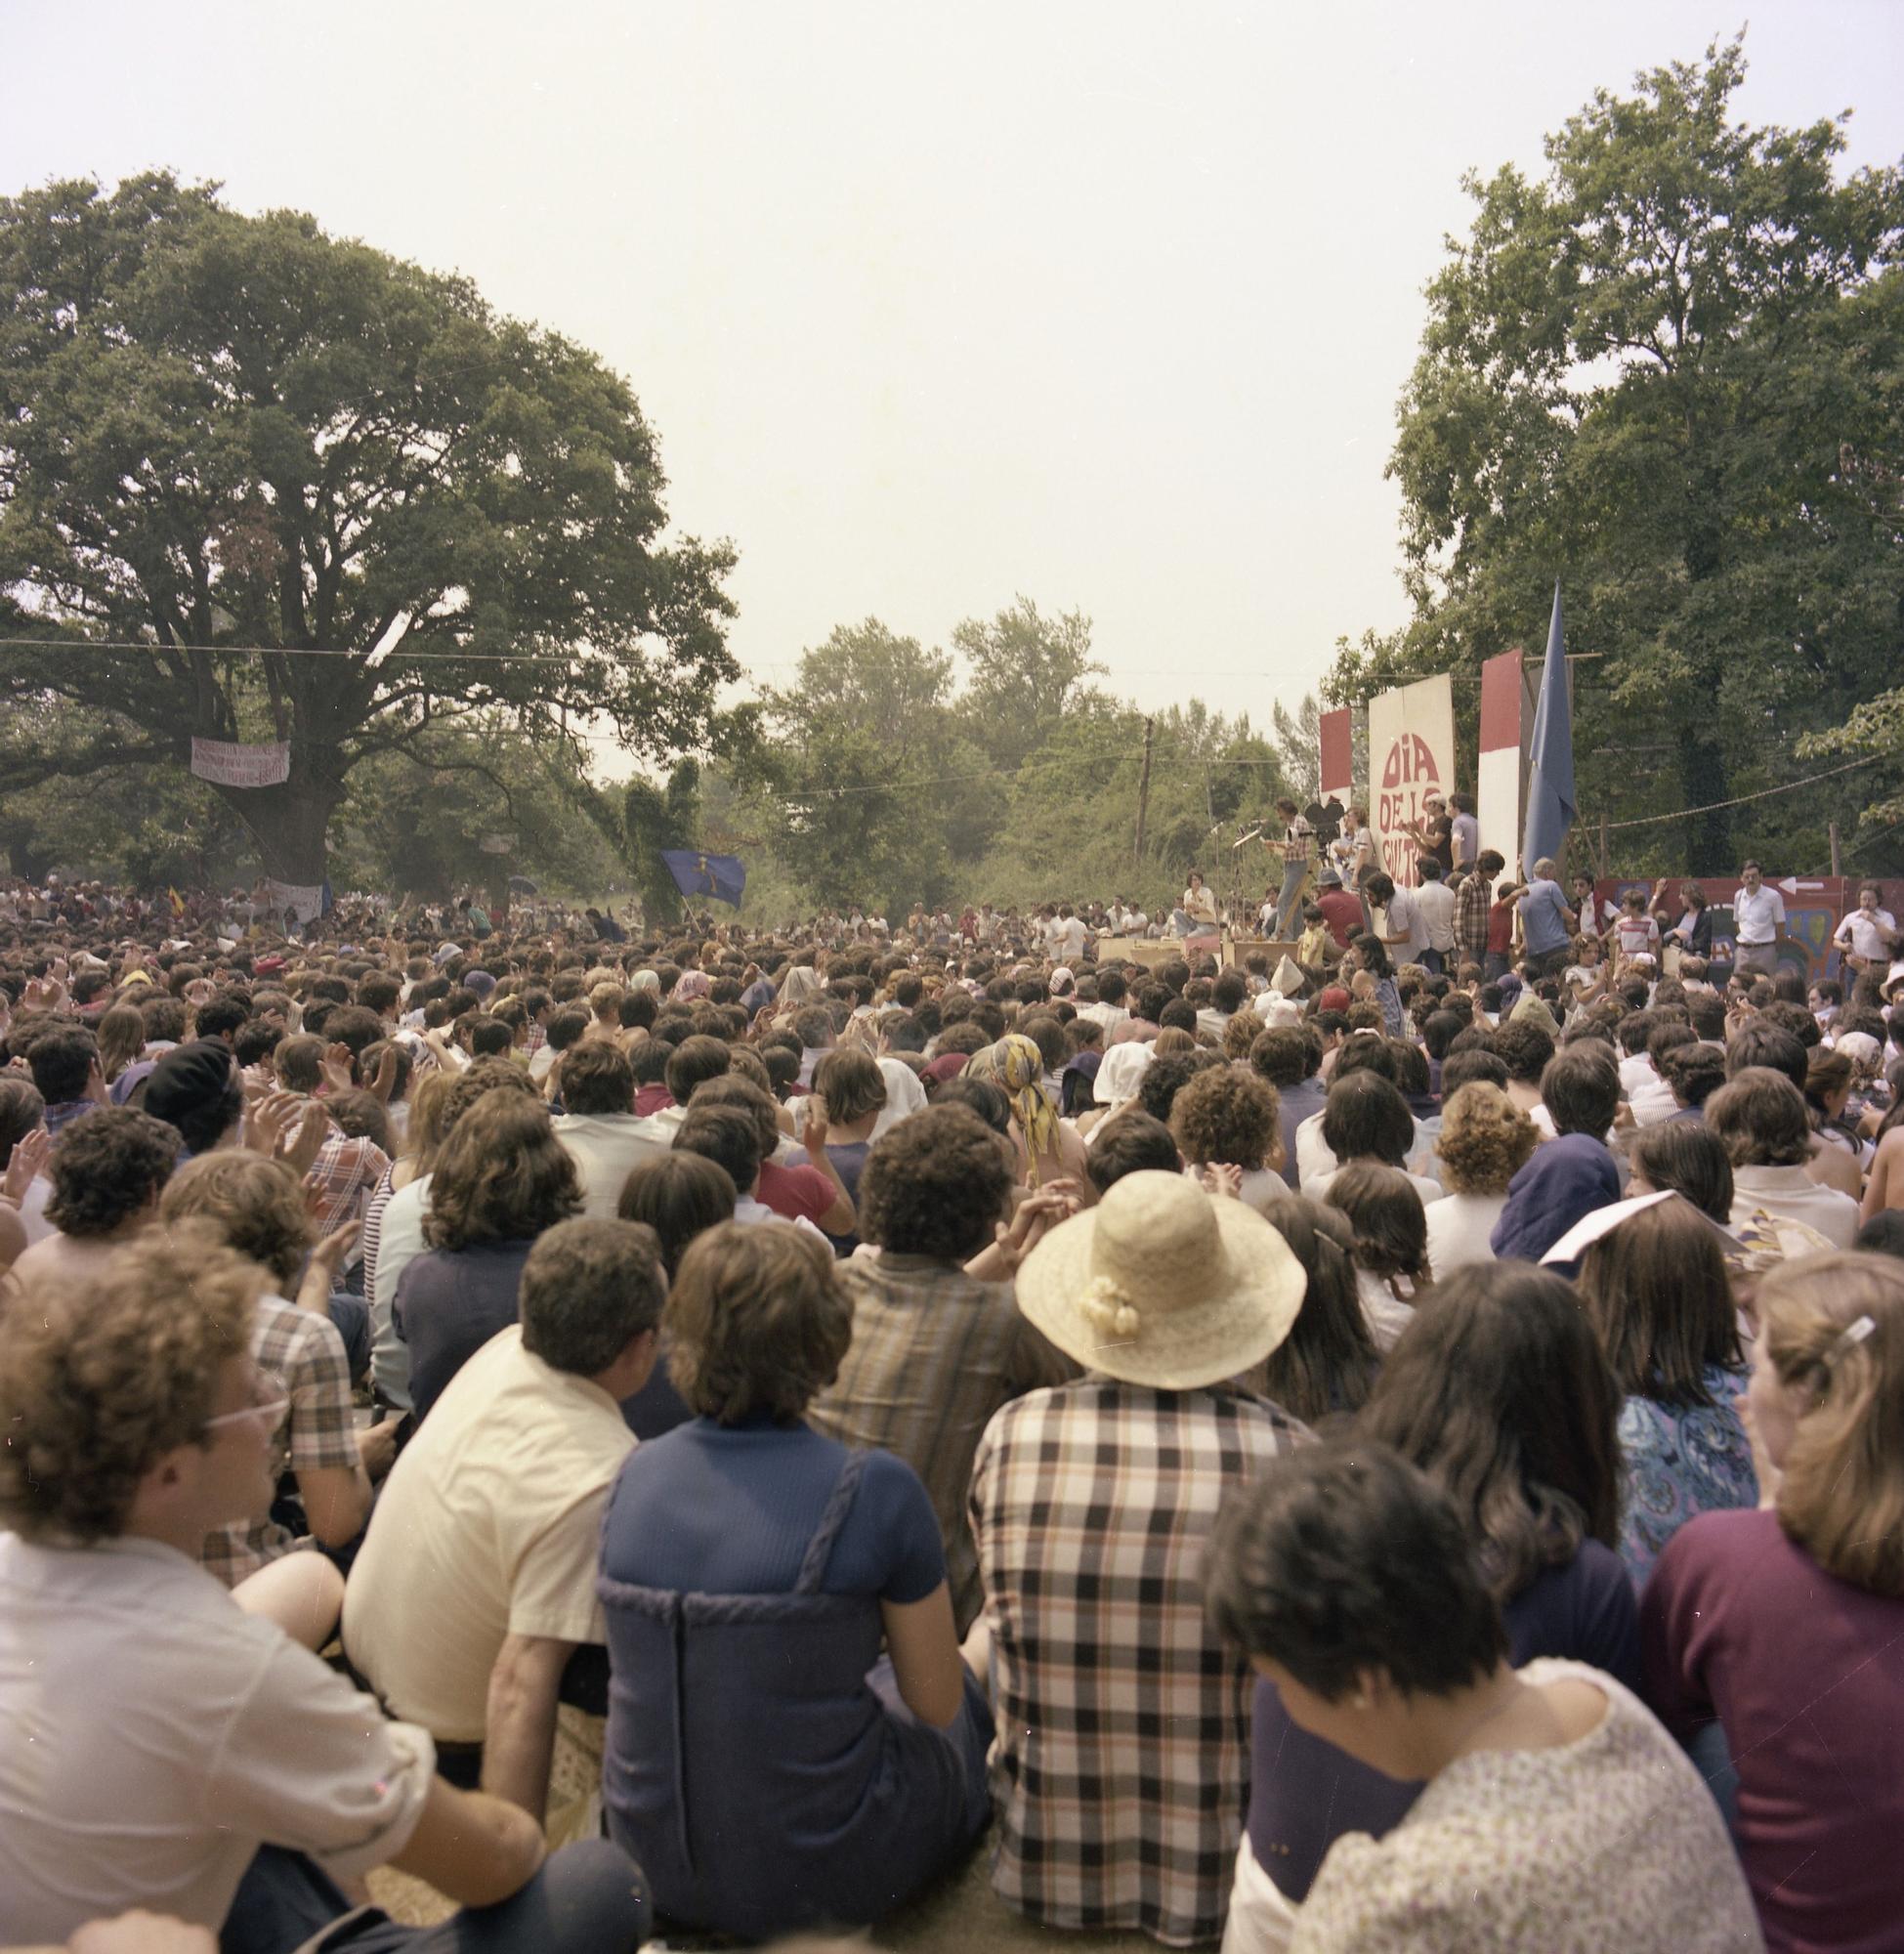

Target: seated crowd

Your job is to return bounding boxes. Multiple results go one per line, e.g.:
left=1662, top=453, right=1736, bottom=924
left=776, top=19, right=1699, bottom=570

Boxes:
left=2, top=876, right=1903, bottom=1954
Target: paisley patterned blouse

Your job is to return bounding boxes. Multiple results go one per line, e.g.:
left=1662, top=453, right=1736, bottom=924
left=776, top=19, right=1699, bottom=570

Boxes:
left=1616, top=1362, right=1757, bottom=1587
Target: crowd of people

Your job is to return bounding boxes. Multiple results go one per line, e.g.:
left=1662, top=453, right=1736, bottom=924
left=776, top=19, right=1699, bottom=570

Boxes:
left=1, top=836, right=1902, bottom=1954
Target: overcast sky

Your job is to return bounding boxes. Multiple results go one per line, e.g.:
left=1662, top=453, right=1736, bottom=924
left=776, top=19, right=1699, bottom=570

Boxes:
left=7, top=1, right=1902, bottom=751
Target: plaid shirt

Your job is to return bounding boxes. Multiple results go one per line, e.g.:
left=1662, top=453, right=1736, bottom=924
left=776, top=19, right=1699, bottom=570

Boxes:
left=971, top=1380, right=1308, bottom=1946
left=201, top=1293, right=360, bottom=1587
left=41, top=1099, right=97, bottom=1139
left=1455, top=871, right=1492, bottom=966
left=299, top=1116, right=392, bottom=1234
left=807, top=1254, right=1074, bottom=1635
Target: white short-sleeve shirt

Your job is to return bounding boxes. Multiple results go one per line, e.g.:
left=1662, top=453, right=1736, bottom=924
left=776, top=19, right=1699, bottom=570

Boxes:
left=1732, top=883, right=1786, bottom=945
left=342, top=1325, right=636, bottom=1740
left=0, top=1534, right=434, bottom=1943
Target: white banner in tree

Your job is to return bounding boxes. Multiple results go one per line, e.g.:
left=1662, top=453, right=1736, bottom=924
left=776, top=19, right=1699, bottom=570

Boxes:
left=190, top=739, right=290, bottom=788
left=1367, top=674, right=1457, bottom=892
left=266, top=879, right=323, bottom=921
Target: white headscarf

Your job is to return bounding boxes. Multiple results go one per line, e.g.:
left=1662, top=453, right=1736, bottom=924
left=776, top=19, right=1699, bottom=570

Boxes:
left=870, top=1056, right=929, bottom=1140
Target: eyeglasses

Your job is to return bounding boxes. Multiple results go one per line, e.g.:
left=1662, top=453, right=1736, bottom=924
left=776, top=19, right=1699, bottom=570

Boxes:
left=202, top=1366, right=289, bottom=1439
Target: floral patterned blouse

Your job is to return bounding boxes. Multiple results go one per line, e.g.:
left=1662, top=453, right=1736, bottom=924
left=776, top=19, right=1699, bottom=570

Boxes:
left=1291, top=1661, right=1762, bottom=1953
left=1616, top=1362, right=1757, bottom=1587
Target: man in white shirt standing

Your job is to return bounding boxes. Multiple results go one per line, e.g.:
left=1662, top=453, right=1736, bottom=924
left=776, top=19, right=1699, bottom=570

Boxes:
left=1833, top=881, right=1897, bottom=974
left=1411, top=858, right=1458, bottom=975
left=1731, top=860, right=1788, bottom=977
left=0, top=1227, right=648, bottom=1953
left=1054, top=905, right=1089, bottom=963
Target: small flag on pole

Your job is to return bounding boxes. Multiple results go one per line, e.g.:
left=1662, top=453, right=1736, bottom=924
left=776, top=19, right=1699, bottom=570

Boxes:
left=660, top=849, right=746, bottom=908
left=1521, top=582, right=1576, bottom=871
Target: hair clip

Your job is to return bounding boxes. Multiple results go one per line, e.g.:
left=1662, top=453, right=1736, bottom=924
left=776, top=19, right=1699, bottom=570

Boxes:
left=1838, top=1314, right=1877, bottom=1349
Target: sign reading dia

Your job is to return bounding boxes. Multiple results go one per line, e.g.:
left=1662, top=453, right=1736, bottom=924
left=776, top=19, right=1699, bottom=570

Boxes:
left=1377, top=734, right=1441, bottom=884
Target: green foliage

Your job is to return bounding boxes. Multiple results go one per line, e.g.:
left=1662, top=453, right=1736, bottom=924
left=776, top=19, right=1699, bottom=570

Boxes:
left=0, top=173, right=737, bottom=882
left=326, top=720, right=623, bottom=902
left=0, top=703, right=254, bottom=888
left=1329, top=36, right=1904, bottom=874
left=620, top=759, right=703, bottom=923
left=729, top=612, right=1289, bottom=916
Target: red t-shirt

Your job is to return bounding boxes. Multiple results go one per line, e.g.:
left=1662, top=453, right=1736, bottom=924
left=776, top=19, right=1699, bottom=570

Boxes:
left=1315, top=887, right=1364, bottom=950
left=1642, top=1505, right=1904, bottom=1953
left=1487, top=898, right=1516, bottom=956
left=755, top=1156, right=834, bottom=1225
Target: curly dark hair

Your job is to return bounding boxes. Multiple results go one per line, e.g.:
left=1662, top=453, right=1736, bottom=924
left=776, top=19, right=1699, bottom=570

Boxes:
left=858, top=1105, right=1014, bottom=1260
left=1489, top=1018, right=1554, bottom=1085
left=1169, top=1063, right=1280, bottom=1171
left=0, top=1223, right=263, bottom=1543
left=425, top=1092, right=582, bottom=1251
left=26, top=1024, right=98, bottom=1104
left=1136, top=1047, right=1224, bottom=1126
left=666, top=1221, right=853, bottom=1423
left=1206, top=1440, right=1506, bottom=1701
left=44, top=1109, right=182, bottom=1239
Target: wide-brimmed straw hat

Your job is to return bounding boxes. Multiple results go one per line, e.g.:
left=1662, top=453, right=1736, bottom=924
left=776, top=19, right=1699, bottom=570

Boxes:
left=1015, top=1170, right=1306, bottom=1390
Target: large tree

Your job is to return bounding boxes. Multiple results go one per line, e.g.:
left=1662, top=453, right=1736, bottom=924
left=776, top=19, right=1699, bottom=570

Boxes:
left=1330, top=38, right=1904, bottom=872
left=0, top=174, right=738, bottom=883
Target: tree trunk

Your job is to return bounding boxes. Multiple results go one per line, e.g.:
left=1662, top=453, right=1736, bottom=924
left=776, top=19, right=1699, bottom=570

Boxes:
left=217, top=769, right=341, bottom=888
left=1676, top=725, right=1732, bottom=873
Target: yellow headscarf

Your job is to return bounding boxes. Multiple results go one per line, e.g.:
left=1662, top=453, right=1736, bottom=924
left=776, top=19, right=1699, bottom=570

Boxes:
left=968, top=1033, right=1059, bottom=1177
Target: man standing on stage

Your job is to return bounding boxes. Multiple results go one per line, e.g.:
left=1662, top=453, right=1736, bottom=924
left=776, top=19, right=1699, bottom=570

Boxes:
left=1732, top=861, right=1788, bottom=977
left=1268, top=800, right=1314, bottom=939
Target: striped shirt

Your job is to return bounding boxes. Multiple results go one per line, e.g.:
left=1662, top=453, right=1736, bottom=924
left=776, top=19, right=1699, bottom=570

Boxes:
left=971, top=1380, right=1308, bottom=1945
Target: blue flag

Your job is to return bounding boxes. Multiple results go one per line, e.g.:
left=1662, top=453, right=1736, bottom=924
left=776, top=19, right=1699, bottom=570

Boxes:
left=660, top=849, right=747, bottom=908
left=1521, top=582, right=1576, bottom=872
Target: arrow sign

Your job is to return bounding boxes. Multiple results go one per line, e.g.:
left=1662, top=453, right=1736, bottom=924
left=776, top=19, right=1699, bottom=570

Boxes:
left=1777, top=876, right=1825, bottom=895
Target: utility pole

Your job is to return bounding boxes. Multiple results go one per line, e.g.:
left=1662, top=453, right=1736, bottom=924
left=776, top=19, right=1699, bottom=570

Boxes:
left=1134, top=716, right=1155, bottom=863
left=1829, top=822, right=1841, bottom=878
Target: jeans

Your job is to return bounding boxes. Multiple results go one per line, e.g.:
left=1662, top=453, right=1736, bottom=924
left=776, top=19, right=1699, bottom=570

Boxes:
left=224, top=1840, right=648, bottom=1954
left=325, top=1292, right=371, bottom=1383
left=1420, top=948, right=1446, bottom=976
left=1270, top=862, right=1311, bottom=939
left=1484, top=951, right=1512, bottom=982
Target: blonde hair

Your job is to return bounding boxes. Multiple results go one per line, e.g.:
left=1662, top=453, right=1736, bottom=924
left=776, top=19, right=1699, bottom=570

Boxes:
left=1761, top=1253, right=1904, bottom=1595
left=403, top=1068, right=457, bottom=1168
